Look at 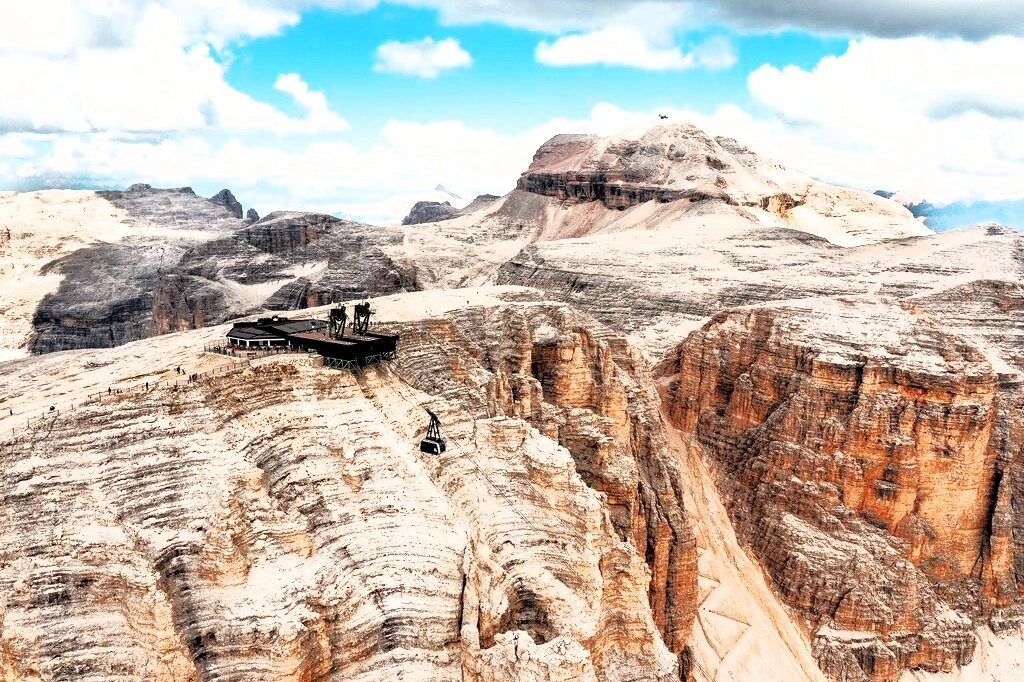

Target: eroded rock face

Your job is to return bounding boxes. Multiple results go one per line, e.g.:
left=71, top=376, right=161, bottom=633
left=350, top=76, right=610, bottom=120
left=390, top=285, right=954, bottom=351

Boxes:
left=0, top=300, right=693, bottom=681
left=516, top=130, right=735, bottom=210
left=402, top=200, right=461, bottom=225
left=209, top=189, right=243, bottom=219
left=27, top=203, right=416, bottom=353
left=393, top=304, right=698, bottom=654
left=656, top=293, right=1024, bottom=681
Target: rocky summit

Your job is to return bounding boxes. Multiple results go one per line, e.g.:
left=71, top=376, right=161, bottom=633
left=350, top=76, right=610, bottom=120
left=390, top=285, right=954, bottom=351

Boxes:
left=1, top=121, right=1023, bottom=682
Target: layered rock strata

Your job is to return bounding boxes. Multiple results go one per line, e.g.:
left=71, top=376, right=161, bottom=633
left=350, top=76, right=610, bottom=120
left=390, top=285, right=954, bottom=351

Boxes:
left=0, top=297, right=693, bottom=681
left=497, top=224, right=1024, bottom=359
left=402, top=200, right=461, bottom=225
left=656, top=294, right=1024, bottom=682
left=28, top=204, right=415, bottom=353
left=513, top=124, right=929, bottom=247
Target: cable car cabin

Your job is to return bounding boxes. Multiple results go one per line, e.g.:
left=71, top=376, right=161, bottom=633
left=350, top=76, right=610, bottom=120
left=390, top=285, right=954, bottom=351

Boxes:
left=420, top=409, right=446, bottom=454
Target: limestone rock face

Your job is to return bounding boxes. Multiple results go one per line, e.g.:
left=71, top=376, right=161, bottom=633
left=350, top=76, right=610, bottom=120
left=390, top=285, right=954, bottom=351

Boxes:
left=245, top=207, right=260, bottom=224
left=24, top=199, right=415, bottom=353
left=497, top=223, right=1024, bottom=360
left=209, top=188, right=243, bottom=219
left=402, top=200, right=461, bottom=225
left=656, top=292, right=1024, bottom=681
left=0, top=296, right=692, bottom=682
left=393, top=304, right=698, bottom=654
left=514, top=124, right=930, bottom=247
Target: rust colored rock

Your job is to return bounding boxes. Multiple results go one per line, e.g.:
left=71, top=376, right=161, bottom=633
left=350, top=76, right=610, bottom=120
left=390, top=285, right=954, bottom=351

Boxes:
left=657, top=293, right=1024, bottom=681
left=395, top=304, right=699, bottom=655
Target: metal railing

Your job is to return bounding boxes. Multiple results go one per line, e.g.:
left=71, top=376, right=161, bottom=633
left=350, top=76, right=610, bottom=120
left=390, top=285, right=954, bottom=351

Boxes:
left=203, top=343, right=317, bottom=360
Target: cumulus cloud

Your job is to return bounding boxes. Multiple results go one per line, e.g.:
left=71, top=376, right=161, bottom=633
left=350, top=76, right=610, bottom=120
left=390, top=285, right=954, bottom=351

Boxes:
left=0, top=2, right=348, bottom=134
left=273, top=73, right=349, bottom=131
left=536, top=29, right=735, bottom=71
left=374, top=37, right=472, bottom=78
left=701, top=36, right=1024, bottom=202
left=703, top=0, right=1024, bottom=40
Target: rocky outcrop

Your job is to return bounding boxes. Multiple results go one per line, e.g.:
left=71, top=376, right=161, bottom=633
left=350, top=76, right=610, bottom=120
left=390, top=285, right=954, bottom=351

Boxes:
left=0, top=299, right=692, bottom=681
left=245, top=207, right=260, bottom=224
left=98, top=184, right=243, bottom=232
left=209, top=188, right=243, bottom=219
left=656, top=294, right=1024, bottom=681
left=513, top=124, right=929, bottom=246
left=402, top=200, right=461, bottom=225
left=393, top=304, right=698, bottom=655
left=26, top=202, right=416, bottom=353
left=516, top=130, right=735, bottom=210
left=497, top=224, right=1024, bottom=360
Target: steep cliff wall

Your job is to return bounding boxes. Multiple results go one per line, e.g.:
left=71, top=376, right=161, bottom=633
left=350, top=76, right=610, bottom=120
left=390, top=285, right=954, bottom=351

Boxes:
left=0, top=296, right=693, bottom=681
left=657, top=292, right=1024, bottom=682
left=26, top=205, right=415, bottom=353
left=514, top=124, right=929, bottom=247
left=392, top=304, right=698, bottom=654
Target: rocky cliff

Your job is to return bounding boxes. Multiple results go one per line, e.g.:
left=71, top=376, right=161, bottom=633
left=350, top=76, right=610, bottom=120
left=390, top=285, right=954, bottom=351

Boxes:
left=402, top=200, right=461, bottom=225
left=656, top=287, right=1024, bottom=682
left=0, top=291, right=693, bottom=682
left=23, top=194, right=416, bottom=353
left=514, top=124, right=930, bottom=247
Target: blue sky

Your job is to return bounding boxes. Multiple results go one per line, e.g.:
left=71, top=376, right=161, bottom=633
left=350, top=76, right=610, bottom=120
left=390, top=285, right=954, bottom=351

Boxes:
left=2, top=1, right=1024, bottom=227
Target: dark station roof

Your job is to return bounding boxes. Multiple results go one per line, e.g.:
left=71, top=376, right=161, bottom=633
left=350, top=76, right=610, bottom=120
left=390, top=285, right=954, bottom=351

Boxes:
left=264, top=319, right=328, bottom=336
left=226, top=326, right=285, bottom=341
left=226, top=316, right=327, bottom=341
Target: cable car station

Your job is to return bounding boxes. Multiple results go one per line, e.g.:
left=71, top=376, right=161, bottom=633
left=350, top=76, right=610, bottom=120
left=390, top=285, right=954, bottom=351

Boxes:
left=223, top=303, right=398, bottom=370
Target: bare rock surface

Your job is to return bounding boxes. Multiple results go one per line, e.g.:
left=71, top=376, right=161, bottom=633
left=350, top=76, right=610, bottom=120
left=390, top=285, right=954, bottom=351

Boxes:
left=0, top=288, right=691, bottom=682
left=208, top=188, right=243, bottom=219
left=656, top=292, right=1024, bottom=682
left=497, top=222, right=1024, bottom=360
left=13, top=192, right=416, bottom=354
left=517, top=124, right=931, bottom=246
left=0, top=189, right=242, bottom=360
left=402, top=200, right=461, bottom=225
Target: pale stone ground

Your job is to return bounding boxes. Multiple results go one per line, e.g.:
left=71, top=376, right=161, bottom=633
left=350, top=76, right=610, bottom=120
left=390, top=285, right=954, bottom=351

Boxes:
left=1, top=285, right=1022, bottom=681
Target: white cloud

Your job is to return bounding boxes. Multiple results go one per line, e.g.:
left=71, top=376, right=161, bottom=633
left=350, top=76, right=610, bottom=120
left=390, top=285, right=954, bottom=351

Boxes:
left=691, top=35, right=737, bottom=69
left=0, top=3, right=348, bottom=134
left=273, top=73, right=349, bottom=132
left=374, top=37, right=472, bottom=78
left=0, top=135, right=34, bottom=159
left=734, top=36, right=1024, bottom=202
left=536, top=28, right=735, bottom=70
left=0, top=103, right=655, bottom=224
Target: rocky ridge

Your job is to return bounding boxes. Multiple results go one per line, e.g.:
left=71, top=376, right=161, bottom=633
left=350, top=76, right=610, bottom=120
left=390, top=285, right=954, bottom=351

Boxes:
left=3, top=120, right=1024, bottom=682
left=0, top=290, right=691, bottom=682
left=656, top=287, right=1024, bottom=682
left=402, top=200, right=461, bottom=225
left=25, top=196, right=415, bottom=353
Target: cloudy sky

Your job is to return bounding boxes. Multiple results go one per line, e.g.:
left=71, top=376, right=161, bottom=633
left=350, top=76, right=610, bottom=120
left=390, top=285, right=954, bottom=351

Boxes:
left=2, top=1, right=1024, bottom=225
